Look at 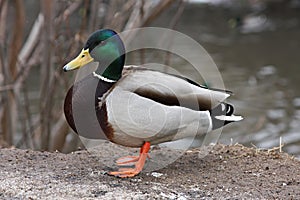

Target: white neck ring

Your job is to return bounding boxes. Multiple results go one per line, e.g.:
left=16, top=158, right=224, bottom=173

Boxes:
left=92, top=71, right=116, bottom=83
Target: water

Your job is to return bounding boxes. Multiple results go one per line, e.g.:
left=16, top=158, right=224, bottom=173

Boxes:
left=151, top=2, right=300, bottom=157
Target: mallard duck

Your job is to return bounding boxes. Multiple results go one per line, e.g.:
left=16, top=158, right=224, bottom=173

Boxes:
left=63, top=29, right=242, bottom=178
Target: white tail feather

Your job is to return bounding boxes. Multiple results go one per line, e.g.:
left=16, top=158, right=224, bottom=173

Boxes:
left=215, top=115, right=243, bottom=121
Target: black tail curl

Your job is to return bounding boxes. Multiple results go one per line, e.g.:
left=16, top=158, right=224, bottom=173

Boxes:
left=209, top=102, right=236, bottom=130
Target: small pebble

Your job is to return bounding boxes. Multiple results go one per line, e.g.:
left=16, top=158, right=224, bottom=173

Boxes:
left=151, top=172, right=164, bottom=178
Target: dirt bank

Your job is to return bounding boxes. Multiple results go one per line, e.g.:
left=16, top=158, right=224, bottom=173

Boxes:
left=0, top=142, right=299, bottom=199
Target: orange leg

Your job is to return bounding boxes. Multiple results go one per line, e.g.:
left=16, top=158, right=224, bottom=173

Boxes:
left=109, top=142, right=151, bottom=178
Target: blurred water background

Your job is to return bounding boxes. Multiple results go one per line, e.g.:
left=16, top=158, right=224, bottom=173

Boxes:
left=152, top=0, right=300, bottom=157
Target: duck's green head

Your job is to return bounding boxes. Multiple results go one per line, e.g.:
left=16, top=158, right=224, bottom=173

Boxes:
left=63, top=29, right=125, bottom=81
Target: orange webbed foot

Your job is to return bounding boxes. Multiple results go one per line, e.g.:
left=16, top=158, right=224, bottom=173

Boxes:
left=109, top=142, right=150, bottom=178
left=116, top=156, right=140, bottom=166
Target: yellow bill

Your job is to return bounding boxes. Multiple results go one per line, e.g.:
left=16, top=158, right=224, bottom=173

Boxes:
left=63, top=48, right=94, bottom=71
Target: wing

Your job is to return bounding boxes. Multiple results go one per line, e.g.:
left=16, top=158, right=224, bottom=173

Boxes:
left=169, top=73, right=233, bottom=95
left=118, top=66, right=230, bottom=111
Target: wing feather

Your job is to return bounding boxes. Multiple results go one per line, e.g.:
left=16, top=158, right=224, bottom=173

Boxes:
left=117, top=66, right=230, bottom=111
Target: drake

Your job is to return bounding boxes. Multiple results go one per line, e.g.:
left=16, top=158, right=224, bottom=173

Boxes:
left=63, top=29, right=242, bottom=178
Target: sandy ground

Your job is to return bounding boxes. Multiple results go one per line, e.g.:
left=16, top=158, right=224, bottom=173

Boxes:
left=0, top=142, right=299, bottom=199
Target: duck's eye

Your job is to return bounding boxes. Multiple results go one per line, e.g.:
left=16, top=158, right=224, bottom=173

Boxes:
left=99, top=40, right=107, bottom=46
left=81, top=54, right=85, bottom=58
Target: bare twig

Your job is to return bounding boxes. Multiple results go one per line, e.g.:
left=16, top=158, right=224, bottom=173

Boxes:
left=0, top=0, right=25, bottom=145
left=123, top=0, right=175, bottom=42
left=164, top=0, right=185, bottom=68
left=62, top=0, right=83, bottom=21
left=16, top=85, right=36, bottom=149
left=18, top=14, right=44, bottom=63
left=88, top=0, right=100, bottom=32
left=0, top=0, right=8, bottom=45
left=139, top=0, right=145, bottom=64
left=280, top=137, right=282, bottom=153
left=0, top=84, right=14, bottom=92
left=9, top=0, right=25, bottom=78
left=0, top=46, right=13, bottom=144
left=49, top=114, right=70, bottom=152
left=40, top=0, right=55, bottom=150
left=13, top=14, right=44, bottom=95
left=142, top=0, right=174, bottom=26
